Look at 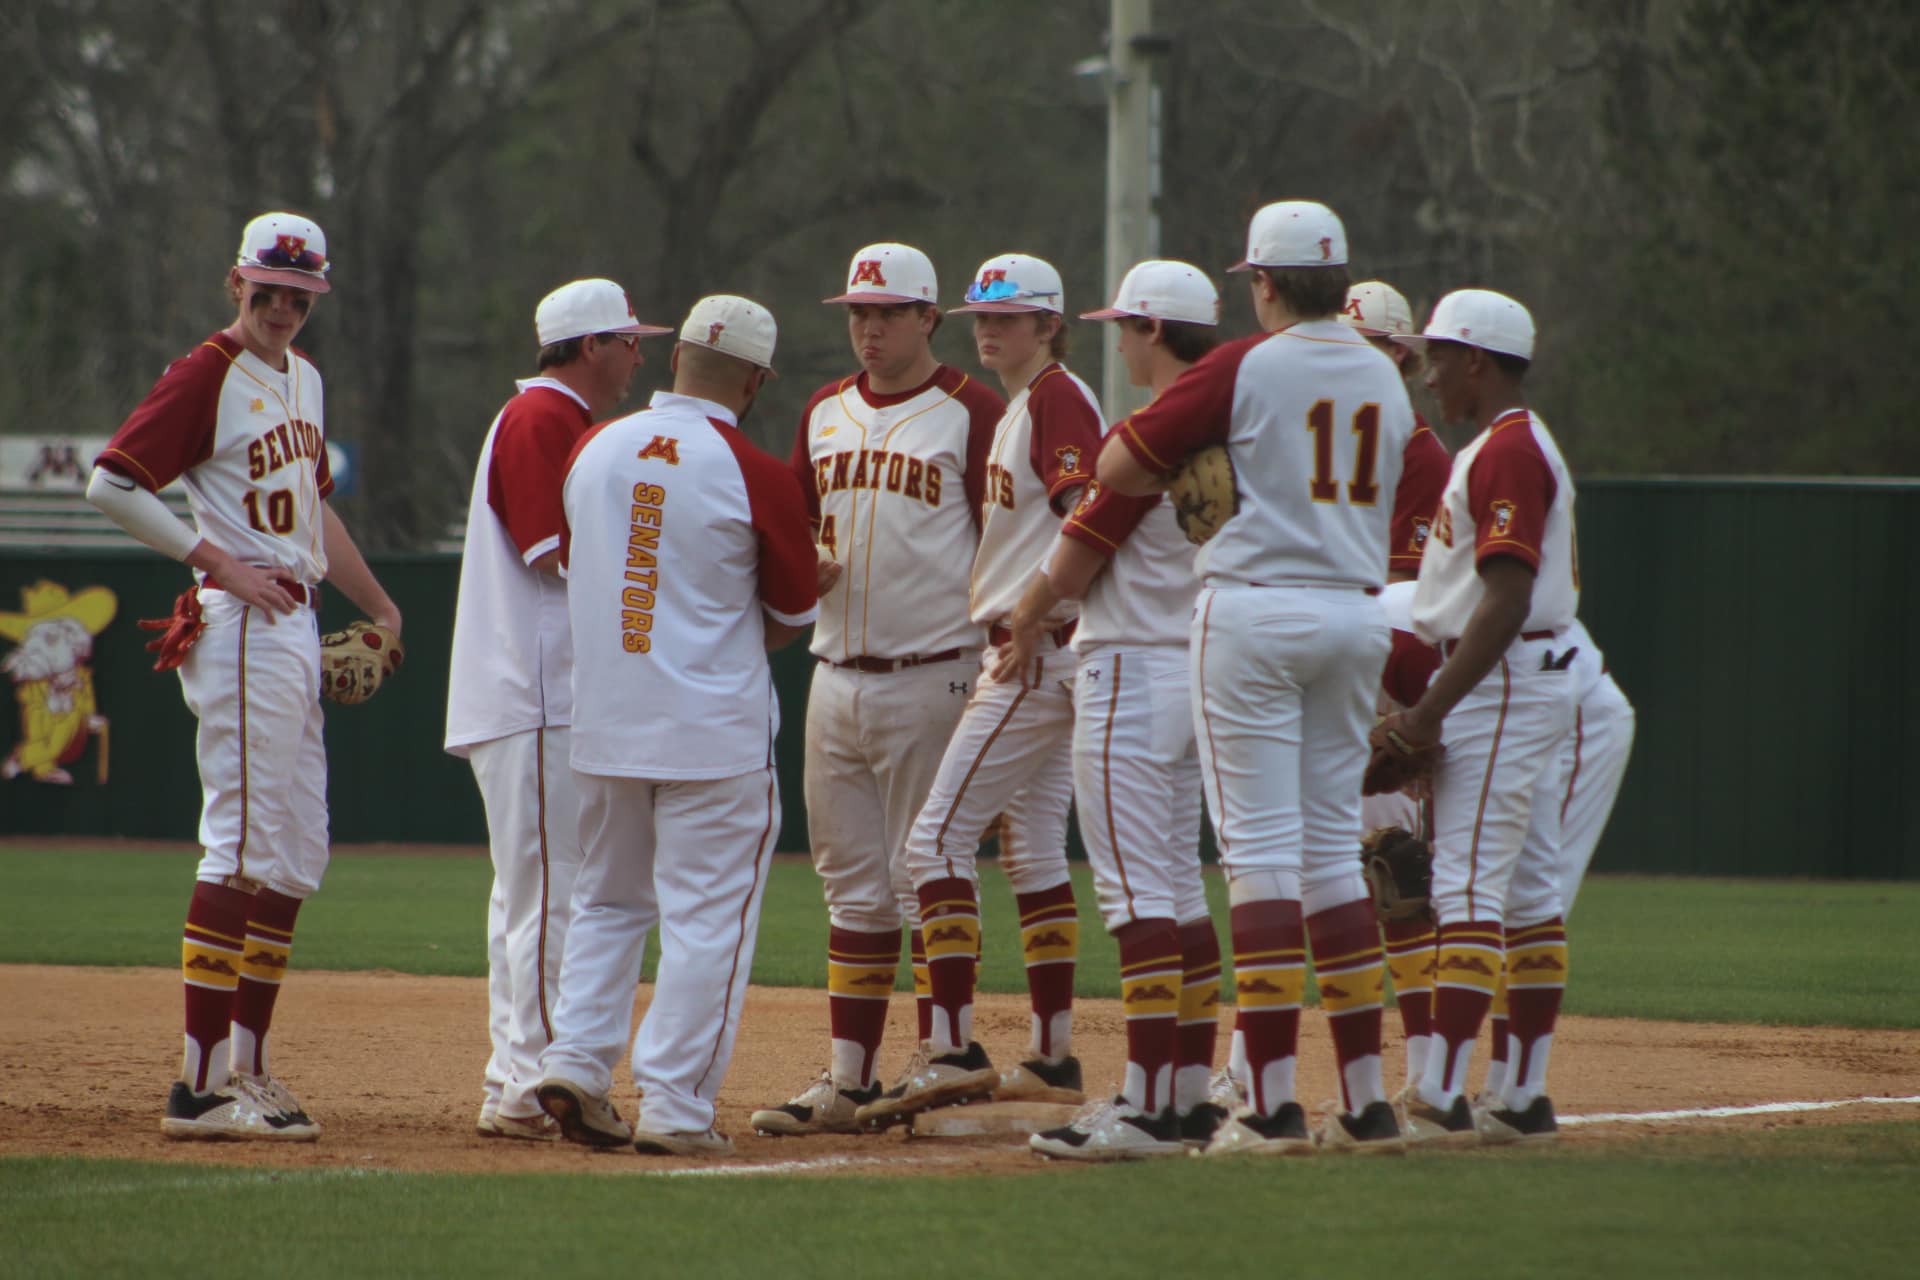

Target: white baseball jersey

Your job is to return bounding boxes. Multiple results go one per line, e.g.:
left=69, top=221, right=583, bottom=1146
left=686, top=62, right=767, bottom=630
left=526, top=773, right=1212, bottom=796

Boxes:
left=98, top=331, right=333, bottom=583
left=1117, top=321, right=1414, bottom=591
left=1412, top=407, right=1579, bottom=644
left=789, top=366, right=1004, bottom=660
left=562, top=390, right=818, bottom=780
left=1061, top=476, right=1197, bottom=650
left=445, top=378, right=593, bottom=755
left=969, top=364, right=1105, bottom=626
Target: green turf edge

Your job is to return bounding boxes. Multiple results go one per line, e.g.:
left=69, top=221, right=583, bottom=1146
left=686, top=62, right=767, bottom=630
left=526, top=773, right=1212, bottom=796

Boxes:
left=4, top=1123, right=1919, bottom=1280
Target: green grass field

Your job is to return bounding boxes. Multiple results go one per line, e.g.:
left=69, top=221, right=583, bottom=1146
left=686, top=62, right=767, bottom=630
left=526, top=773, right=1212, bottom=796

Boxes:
left=3, top=844, right=1917, bottom=1279
left=1, top=845, right=1916, bottom=1026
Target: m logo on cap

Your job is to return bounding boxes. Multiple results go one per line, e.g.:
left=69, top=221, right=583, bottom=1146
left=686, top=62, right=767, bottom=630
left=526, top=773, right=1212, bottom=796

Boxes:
left=850, top=260, right=888, bottom=287
left=276, top=234, right=307, bottom=260
left=707, top=322, right=726, bottom=345
left=1319, top=236, right=1333, bottom=262
left=1341, top=297, right=1365, bottom=321
left=978, top=268, right=1007, bottom=289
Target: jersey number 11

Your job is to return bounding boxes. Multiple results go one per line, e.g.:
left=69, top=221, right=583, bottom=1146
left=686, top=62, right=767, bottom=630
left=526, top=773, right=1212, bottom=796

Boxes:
left=1305, top=400, right=1380, bottom=506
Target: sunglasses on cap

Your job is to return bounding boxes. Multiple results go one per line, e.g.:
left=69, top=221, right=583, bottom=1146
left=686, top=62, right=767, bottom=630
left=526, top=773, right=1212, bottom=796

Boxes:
left=964, top=278, right=1059, bottom=305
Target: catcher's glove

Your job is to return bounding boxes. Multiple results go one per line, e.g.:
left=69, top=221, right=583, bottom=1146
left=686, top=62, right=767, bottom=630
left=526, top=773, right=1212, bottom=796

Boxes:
left=1363, top=715, right=1444, bottom=796
left=1360, top=825, right=1433, bottom=924
left=318, top=620, right=404, bottom=705
left=1166, top=444, right=1238, bottom=545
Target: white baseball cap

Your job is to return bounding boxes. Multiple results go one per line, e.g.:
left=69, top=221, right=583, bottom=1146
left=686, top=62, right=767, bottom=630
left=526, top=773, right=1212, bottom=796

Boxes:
left=1080, top=259, right=1220, bottom=325
left=1413, top=288, right=1535, bottom=360
left=1341, top=281, right=1414, bottom=337
left=823, top=243, right=938, bottom=306
left=535, top=279, right=672, bottom=347
left=949, top=253, right=1065, bottom=315
left=234, top=212, right=331, bottom=293
left=679, top=294, right=778, bottom=372
left=1228, top=200, right=1348, bottom=271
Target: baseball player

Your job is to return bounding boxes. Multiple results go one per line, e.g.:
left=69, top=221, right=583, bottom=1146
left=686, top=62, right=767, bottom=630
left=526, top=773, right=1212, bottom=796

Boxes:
left=1343, top=279, right=1453, bottom=1083
left=86, top=211, right=402, bottom=1140
left=446, top=278, right=670, bottom=1141
left=1377, top=288, right=1584, bottom=1145
left=748, top=244, right=1009, bottom=1137
left=996, top=260, right=1224, bottom=1161
left=858, top=253, right=1106, bottom=1127
left=535, top=294, right=817, bottom=1157
left=1098, top=201, right=1416, bottom=1155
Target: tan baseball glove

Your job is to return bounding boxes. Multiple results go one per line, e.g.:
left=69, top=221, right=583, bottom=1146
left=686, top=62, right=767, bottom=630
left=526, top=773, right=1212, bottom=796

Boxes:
left=1166, top=445, right=1238, bottom=545
left=1360, top=825, right=1434, bottom=924
left=318, top=620, right=404, bottom=705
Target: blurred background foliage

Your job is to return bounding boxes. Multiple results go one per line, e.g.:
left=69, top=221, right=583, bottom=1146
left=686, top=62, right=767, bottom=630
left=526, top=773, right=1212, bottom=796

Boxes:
left=3, top=0, right=1913, bottom=548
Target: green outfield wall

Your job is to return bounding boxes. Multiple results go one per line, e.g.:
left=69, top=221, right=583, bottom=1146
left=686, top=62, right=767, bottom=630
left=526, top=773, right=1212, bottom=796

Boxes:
left=3, top=478, right=1914, bottom=878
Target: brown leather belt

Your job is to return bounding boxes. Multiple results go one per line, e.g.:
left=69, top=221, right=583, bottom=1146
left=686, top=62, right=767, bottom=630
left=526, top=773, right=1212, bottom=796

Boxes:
left=203, top=575, right=316, bottom=607
left=828, top=648, right=964, bottom=674
left=1437, top=628, right=1558, bottom=658
left=989, top=620, right=1077, bottom=649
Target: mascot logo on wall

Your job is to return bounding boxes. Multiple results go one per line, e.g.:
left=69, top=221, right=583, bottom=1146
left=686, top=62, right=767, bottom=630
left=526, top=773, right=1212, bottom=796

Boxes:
left=1, top=580, right=116, bottom=785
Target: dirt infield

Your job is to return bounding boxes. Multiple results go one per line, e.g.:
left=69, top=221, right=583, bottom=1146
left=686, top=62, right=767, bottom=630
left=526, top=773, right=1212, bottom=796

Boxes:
left=2, top=965, right=1915, bottom=1176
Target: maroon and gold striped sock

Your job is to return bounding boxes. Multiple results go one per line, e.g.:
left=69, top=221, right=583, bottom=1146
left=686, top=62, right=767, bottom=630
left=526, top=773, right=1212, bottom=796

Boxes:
left=1016, top=883, right=1079, bottom=1060
left=1307, top=899, right=1388, bottom=1113
left=826, top=926, right=899, bottom=1087
left=909, top=925, right=933, bottom=1043
left=1422, top=919, right=1504, bottom=1102
left=1174, top=917, right=1222, bottom=1113
left=1484, top=969, right=1512, bottom=1098
left=917, top=878, right=981, bottom=1056
left=229, top=888, right=300, bottom=1079
left=1115, top=918, right=1182, bottom=1113
left=1384, top=917, right=1437, bottom=1079
left=181, top=880, right=252, bottom=1093
left=1504, top=917, right=1569, bottom=1108
left=1229, top=899, right=1306, bottom=1116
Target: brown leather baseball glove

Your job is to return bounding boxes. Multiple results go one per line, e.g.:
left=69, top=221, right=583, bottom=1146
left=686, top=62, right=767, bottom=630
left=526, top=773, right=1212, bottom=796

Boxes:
left=1363, top=715, right=1445, bottom=796
left=1360, top=825, right=1434, bottom=924
left=318, top=620, right=404, bottom=705
left=1166, top=444, right=1238, bottom=545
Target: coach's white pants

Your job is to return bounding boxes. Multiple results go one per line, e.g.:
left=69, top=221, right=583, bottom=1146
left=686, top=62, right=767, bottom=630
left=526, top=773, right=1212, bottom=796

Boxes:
left=904, top=643, right=1077, bottom=891
left=470, top=727, right=584, bottom=1118
left=1191, top=586, right=1388, bottom=900
left=1507, top=667, right=1635, bottom=925
left=1429, top=634, right=1581, bottom=925
left=178, top=586, right=328, bottom=899
left=541, top=767, right=779, bottom=1135
left=1073, top=643, right=1208, bottom=931
left=805, top=657, right=975, bottom=933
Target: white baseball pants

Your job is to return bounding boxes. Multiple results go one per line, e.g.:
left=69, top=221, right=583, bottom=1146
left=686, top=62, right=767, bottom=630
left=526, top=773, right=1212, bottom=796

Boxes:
left=541, top=766, right=779, bottom=1135
left=177, top=586, right=328, bottom=898
left=1072, top=643, right=1208, bottom=930
left=804, top=657, right=975, bottom=933
left=903, top=643, right=1078, bottom=892
left=1190, top=585, right=1389, bottom=902
left=1506, top=669, right=1635, bottom=924
left=1428, top=634, right=1581, bottom=925
left=469, top=727, right=585, bottom=1119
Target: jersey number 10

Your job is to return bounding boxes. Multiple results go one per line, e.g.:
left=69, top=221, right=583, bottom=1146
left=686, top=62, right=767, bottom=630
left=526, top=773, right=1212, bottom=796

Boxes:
left=243, top=488, right=295, bottom=535
left=1305, top=400, right=1380, bottom=506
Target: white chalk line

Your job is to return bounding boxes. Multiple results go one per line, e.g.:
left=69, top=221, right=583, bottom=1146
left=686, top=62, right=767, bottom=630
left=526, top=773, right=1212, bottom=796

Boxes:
left=1558, top=1094, right=1920, bottom=1127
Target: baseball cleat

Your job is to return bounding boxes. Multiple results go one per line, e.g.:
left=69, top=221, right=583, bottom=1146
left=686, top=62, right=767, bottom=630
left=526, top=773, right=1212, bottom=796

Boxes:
left=535, top=1076, right=633, bottom=1148
left=854, top=1041, right=999, bottom=1128
left=1315, top=1100, right=1407, bottom=1154
left=632, top=1126, right=735, bottom=1157
left=480, top=1110, right=561, bottom=1142
left=232, top=1074, right=318, bottom=1131
left=1178, top=1101, right=1232, bottom=1151
left=476, top=1103, right=499, bottom=1137
left=161, top=1080, right=319, bottom=1142
left=1200, top=1101, right=1315, bottom=1157
left=994, top=1054, right=1085, bottom=1105
left=1402, top=1092, right=1481, bottom=1147
left=1476, top=1094, right=1559, bottom=1146
left=1030, top=1096, right=1184, bottom=1162
left=751, top=1071, right=882, bottom=1136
